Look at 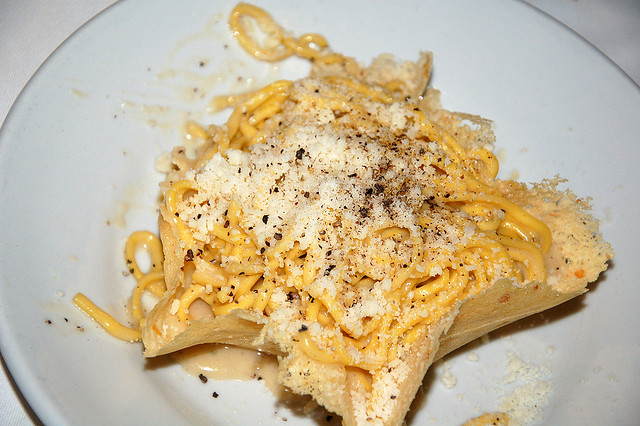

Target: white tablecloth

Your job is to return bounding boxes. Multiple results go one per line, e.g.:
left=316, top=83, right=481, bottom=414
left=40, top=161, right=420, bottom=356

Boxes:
left=1, top=1, right=639, bottom=423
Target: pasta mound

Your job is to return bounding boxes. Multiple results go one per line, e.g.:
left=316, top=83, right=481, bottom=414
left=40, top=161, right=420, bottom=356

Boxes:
left=160, top=75, right=550, bottom=376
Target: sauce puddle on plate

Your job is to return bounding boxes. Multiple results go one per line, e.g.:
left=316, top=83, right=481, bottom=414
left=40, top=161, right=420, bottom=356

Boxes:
left=172, top=344, right=341, bottom=423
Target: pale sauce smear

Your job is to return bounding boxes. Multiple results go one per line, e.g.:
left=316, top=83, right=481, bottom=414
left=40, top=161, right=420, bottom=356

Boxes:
left=174, top=344, right=278, bottom=383
left=173, top=344, right=341, bottom=422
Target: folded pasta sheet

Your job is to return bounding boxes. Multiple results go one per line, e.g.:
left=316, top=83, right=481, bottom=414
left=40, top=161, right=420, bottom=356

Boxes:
left=134, top=4, right=612, bottom=425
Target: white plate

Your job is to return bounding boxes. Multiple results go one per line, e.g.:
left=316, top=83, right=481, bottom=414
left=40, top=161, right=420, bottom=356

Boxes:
left=0, top=0, right=638, bottom=424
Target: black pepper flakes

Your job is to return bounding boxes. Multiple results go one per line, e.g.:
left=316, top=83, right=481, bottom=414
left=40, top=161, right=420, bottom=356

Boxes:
left=212, top=392, right=219, bottom=398
left=295, top=147, right=305, bottom=160
left=274, top=232, right=283, bottom=241
left=323, top=264, right=336, bottom=276
left=199, top=373, right=208, bottom=383
left=298, top=324, right=308, bottom=332
left=262, top=215, right=269, bottom=224
left=184, top=249, right=194, bottom=262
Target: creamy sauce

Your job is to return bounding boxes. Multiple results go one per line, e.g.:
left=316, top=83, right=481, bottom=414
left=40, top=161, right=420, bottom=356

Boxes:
left=69, top=88, right=88, bottom=99
left=173, top=344, right=340, bottom=423
left=174, top=344, right=279, bottom=383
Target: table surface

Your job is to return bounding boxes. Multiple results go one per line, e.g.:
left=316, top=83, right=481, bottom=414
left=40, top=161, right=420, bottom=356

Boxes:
left=1, top=0, right=639, bottom=424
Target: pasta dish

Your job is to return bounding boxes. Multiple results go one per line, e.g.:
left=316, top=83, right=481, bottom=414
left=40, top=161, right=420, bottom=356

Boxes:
left=74, top=3, right=612, bottom=424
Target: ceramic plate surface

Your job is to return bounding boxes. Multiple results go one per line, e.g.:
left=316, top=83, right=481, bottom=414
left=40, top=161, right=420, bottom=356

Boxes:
left=0, top=1, right=638, bottom=424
